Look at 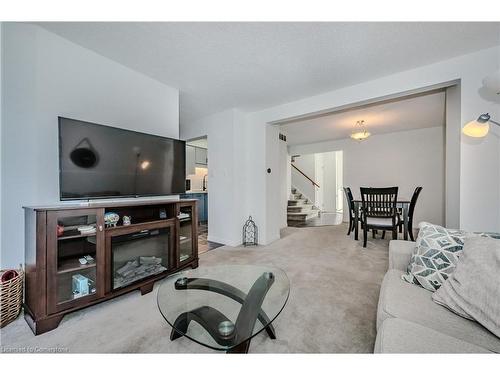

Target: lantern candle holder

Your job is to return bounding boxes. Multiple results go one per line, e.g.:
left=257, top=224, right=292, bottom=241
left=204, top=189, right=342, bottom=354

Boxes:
left=242, top=216, right=258, bottom=246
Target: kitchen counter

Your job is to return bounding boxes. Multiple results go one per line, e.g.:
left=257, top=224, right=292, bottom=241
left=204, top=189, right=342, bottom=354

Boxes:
left=185, top=191, right=207, bottom=194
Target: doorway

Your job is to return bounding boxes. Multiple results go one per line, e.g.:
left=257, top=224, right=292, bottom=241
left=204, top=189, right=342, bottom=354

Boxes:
left=182, top=136, right=223, bottom=254
left=288, top=151, right=344, bottom=227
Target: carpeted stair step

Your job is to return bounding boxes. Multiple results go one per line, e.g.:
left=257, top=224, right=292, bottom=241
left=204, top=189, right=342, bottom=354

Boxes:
left=288, top=198, right=308, bottom=206
left=287, top=204, right=314, bottom=213
left=287, top=209, right=320, bottom=221
left=288, top=186, right=320, bottom=222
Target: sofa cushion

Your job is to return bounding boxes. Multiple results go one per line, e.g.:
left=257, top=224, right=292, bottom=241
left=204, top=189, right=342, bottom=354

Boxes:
left=402, top=222, right=468, bottom=292
left=377, top=269, right=500, bottom=353
left=366, top=217, right=394, bottom=226
left=374, top=318, right=491, bottom=353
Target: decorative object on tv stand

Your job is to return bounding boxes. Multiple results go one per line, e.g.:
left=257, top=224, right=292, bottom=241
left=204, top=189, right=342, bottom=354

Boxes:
left=78, top=225, right=96, bottom=234
left=104, top=212, right=120, bottom=227
left=57, top=224, right=64, bottom=237
left=350, top=120, right=371, bottom=141
left=72, top=274, right=90, bottom=299
left=242, top=216, right=258, bottom=246
left=123, top=216, right=132, bottom=226
left=78, top=255, right=95, bottom=265
left=462, top=113, right=500, bottom=138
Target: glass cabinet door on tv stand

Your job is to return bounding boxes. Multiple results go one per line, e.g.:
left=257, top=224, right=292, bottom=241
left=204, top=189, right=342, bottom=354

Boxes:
left=177, top=202, right=198, bottom=266
left=46, top=208, right=105, bottom=314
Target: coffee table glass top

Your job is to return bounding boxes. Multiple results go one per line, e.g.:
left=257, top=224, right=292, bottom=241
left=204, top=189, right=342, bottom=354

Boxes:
left=157, top=265, right=290, bottom=351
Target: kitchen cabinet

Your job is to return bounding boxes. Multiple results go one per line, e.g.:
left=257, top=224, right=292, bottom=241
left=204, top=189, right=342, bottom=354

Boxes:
left=186, top=145, right=196, bottom=175
left=180, top=193, right=207, bottom=223
left=186, top=145, right=207, bottom=175
left=204, top=194, right=208, bottom=222
left=195, top=147, right=208, bottom=165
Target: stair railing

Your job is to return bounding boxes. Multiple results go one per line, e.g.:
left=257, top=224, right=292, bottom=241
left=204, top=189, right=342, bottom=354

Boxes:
left=291, top=163, right=320, bottom=188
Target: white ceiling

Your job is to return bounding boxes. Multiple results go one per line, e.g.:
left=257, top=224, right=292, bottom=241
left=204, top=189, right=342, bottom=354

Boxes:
left=35, top=22, right=500, bottom=125
left=281, top=90, right=446, bottom=145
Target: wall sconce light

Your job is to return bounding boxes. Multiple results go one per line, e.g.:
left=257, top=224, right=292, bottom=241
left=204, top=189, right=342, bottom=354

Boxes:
left=462, top=113, right=500, bottom=138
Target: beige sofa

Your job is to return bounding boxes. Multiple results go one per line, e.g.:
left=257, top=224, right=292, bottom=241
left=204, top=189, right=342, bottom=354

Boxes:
left=374, top=240, right=500, bottom=353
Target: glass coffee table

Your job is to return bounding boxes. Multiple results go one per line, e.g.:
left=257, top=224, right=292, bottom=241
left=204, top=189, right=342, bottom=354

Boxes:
left=157, top=265, right=290, bottom=353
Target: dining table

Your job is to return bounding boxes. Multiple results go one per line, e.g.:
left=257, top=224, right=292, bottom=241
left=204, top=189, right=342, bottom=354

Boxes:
left=352, top=198, right=411, bottom=241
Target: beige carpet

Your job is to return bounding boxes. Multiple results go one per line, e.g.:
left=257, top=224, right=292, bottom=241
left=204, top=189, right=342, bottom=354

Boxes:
left=0, top=224, right=389, bottom=353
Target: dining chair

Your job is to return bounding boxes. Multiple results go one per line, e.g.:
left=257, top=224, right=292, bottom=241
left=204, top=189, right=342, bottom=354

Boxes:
left=343, top=187, right=360, bottom=236
left=405, top=186, right=423, bottom=241
left=360, top=187, right=399, bottom=247
left=382, top=187, right=423, bottom=241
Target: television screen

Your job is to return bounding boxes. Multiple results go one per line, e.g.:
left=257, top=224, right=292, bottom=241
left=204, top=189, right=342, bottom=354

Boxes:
left=59, top=117, right=185, bottom=200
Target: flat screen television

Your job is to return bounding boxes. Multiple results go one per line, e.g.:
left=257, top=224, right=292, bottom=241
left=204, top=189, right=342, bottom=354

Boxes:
left=59, top=117, right=185, bottom=200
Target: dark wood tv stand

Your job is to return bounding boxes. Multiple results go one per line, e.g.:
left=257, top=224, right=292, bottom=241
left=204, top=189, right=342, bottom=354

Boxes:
left=23, top=199, right=199, bottom=335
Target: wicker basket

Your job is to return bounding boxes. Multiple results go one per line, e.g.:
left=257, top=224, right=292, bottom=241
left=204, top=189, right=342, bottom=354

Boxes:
left=0, top=267, right=24, bottom=328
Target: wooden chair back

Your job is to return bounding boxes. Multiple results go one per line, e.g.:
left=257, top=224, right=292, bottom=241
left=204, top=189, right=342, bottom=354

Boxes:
left=343, top=187, right=355, bottom=214
left=408, top=186, right=423, bottom=219
left=360, top=187, right=398, bottom=219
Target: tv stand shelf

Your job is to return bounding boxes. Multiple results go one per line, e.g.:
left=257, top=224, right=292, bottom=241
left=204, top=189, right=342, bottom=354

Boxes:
left=105, top=219, right=167, bottom=231
left=23, top=199, right=198, bottom=335
left=57, top=257, right=96, bottom=274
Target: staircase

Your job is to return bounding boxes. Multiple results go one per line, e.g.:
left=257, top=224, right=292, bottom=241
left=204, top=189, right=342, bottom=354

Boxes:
left=287, top=187, right=320, bottom=222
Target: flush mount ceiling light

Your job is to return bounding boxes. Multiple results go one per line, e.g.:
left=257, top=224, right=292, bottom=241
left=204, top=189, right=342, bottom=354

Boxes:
left=462, top=113, right=500, bottom=138
left=350, top=120, right=371, bottom=141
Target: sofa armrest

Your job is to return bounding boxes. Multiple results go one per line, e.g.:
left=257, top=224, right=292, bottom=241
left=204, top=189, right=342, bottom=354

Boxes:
left=389, top=240, right=416, bottom=271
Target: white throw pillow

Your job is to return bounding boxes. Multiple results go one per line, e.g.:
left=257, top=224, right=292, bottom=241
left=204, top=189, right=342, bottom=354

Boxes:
left=432, top=236, right=500, bottom=338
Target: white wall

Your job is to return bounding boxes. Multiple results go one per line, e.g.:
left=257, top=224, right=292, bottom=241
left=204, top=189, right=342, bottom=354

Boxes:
left=445, top=85, right=461, bottom=228
left=180, top=109, right=246, bottom=246
left=314, top=153, right=324, bottom=209
left=1, top=23, right=179, bottom=268
left=290, top=127, right=445, bottom=227
left=321, top=152, right=337, bottom=212
left=279, top=137, right=289, bottom=229
left=291, top=154, right=316, bottom=202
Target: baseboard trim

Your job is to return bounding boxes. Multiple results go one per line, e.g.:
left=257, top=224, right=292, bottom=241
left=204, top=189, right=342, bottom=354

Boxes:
left=207, top=235, right=241, bottom=247
left=263, top=235, right=280, bottom=245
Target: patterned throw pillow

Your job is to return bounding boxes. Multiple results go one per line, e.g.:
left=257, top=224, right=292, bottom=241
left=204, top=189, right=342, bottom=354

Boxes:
left=402, top=222, right=468, bottom=292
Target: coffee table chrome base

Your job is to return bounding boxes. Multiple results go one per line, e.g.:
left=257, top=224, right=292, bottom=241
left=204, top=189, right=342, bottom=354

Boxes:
left=169, top=272, right=276, bottom=353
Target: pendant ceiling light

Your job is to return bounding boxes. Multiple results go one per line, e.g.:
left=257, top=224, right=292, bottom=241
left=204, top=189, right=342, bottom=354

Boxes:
left=350, top=120, right=371, bottom=141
